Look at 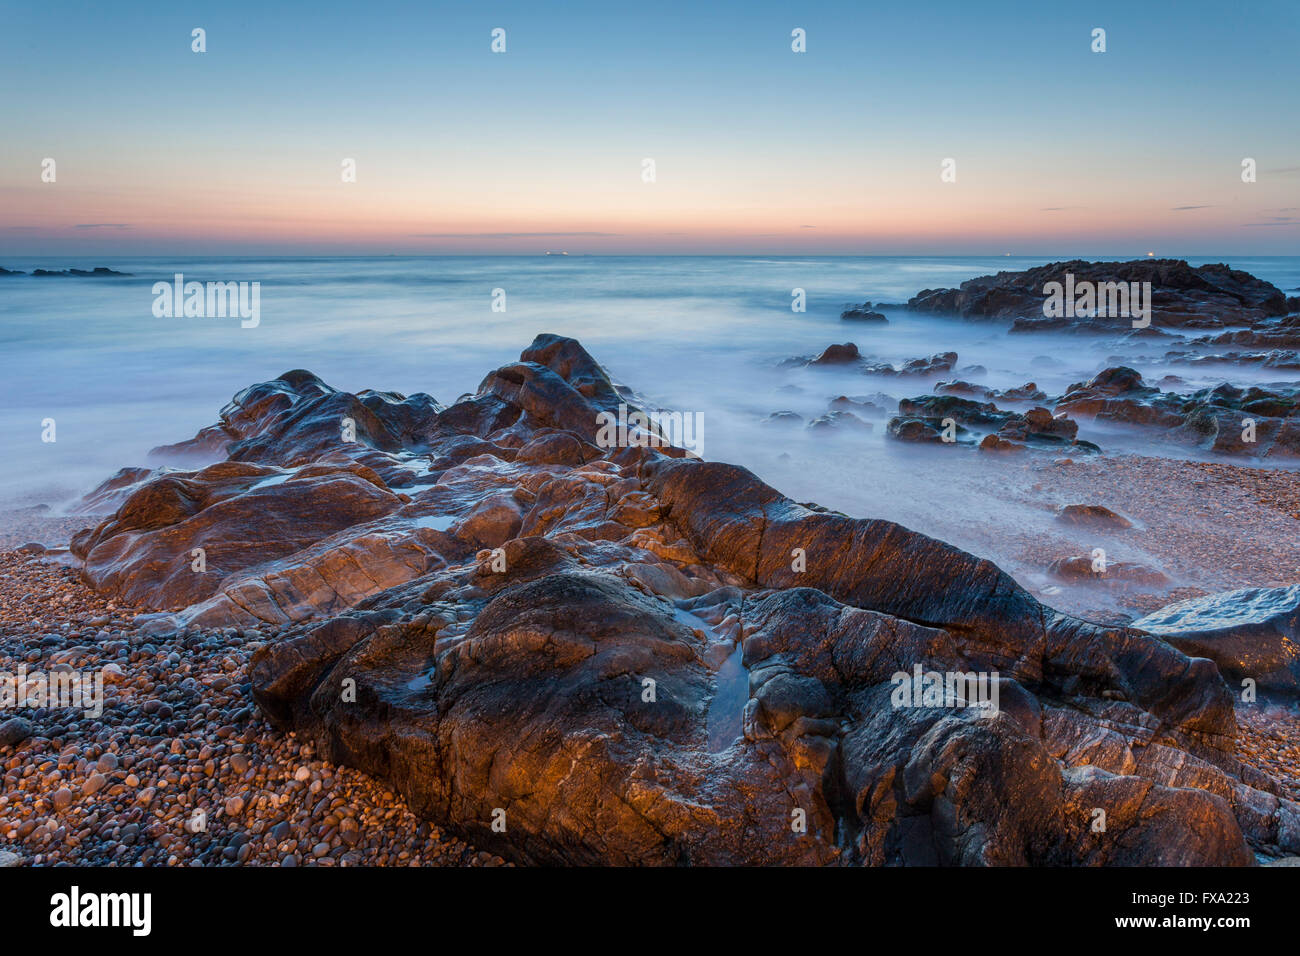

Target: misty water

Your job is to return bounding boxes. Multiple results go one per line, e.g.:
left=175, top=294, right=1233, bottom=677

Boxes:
left=3, top=255, right=1298, bottom=603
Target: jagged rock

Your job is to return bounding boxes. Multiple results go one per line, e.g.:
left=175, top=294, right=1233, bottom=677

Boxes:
left=1133, top=586, right=1300, bottom=696
left=997, top=407, right=1081, bottom=446
left=886, top=418, right=949, bottom=443
left=65, top=334, right=1299, bottom=866
left=810, top=342, right=861, bottom=365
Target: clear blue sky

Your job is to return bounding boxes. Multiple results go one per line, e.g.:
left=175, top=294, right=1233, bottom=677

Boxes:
left=1, top=0, right=1297, bottom=254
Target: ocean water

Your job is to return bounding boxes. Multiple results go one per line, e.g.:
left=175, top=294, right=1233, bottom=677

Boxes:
left=3, top=254, right=1298, bottom=587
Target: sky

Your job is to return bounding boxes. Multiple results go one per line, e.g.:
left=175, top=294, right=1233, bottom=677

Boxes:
left=1, top=0, right=1298, bottom=256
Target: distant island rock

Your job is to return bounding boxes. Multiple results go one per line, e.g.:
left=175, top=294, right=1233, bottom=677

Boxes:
left=907, top=258, right=1287, bottom=330
left=29, top=266, right=133, bottom=277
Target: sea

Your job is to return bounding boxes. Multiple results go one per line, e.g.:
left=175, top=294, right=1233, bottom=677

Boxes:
left=3, top=254, right=1298, bottom=589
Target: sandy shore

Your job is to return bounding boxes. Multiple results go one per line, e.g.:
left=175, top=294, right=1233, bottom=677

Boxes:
left=910, top=451, right=1300, bottom=623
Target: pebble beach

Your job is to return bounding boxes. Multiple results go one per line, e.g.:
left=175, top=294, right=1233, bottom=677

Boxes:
left=0, top=549, right=503, bottom=867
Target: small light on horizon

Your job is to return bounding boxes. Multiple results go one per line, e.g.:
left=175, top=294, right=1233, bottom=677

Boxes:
left=1147, top=251, right=1154, bottom=256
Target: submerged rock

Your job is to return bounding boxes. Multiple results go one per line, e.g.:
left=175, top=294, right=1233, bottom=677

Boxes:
left=807, top=410, right=873, bottom=432
left=841, top=302, right=888, bottom=323
left=1055, top=504, right=1133, bottom=531
left=66, top=334, right=1300, bottom=866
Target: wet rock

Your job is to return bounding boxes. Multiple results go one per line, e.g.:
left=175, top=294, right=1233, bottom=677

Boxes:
left=938, top=381, right=1047, bottom=404
left=997, top=407, right=1082, bottom=447
left=911, top=259, right=1286, bottom=329
left=978, top=434, right=1026, bottom=453
left=810, top=343, right=861, bottom=365
left=1055, top=369, right=1299, bottom=458
left=807, top=410, right=873, bottom=432
left=1055, top=504, right=1133, bottom=530
left=865, top=352, right=957, bottom=377
left=0, top=718, right=33, bottom=750
left=886, top=418, right=947, bottom=443
left=841, top=303, right=888, bottom=323
left=72, top=465, right=405, bottom=609
left=1133, top=586, right=1300, bottom=696
left=1048, top=556, right=1170, bottom=588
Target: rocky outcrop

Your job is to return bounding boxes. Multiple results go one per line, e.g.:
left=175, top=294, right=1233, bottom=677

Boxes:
left=67, top=335, right=1300, bottom=866
left=886, top=396, right=1092, bottom=453
left=909, top=259, right=1287, bottom=329
left=1055, top=368, right=1300, bottom=459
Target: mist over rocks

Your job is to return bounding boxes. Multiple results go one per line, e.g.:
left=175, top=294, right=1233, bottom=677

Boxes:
left=63, top=334, right=1300, bottom=865
left=1054, top=367, right=1300, bottom=459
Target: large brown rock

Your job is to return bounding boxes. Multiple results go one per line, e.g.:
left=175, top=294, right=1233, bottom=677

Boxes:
left=67, top=334, right=1300, bottom=866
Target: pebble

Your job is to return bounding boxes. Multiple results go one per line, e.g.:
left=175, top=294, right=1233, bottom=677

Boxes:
left=0, top=548, right=503, bottom=868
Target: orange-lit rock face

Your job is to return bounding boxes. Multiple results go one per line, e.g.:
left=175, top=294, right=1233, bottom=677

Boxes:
left=69, top=335, right=1296, bottom=865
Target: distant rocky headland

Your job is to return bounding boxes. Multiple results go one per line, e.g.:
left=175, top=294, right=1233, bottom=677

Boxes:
left=0, top=266, right=132, bottom=277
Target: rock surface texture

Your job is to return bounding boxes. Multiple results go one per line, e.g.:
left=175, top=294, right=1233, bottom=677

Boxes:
left=68, top=335, right=1300, bottom=865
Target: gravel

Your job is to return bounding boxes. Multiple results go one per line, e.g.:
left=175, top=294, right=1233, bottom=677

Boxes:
left=0, top=548, right=503, bottom=867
